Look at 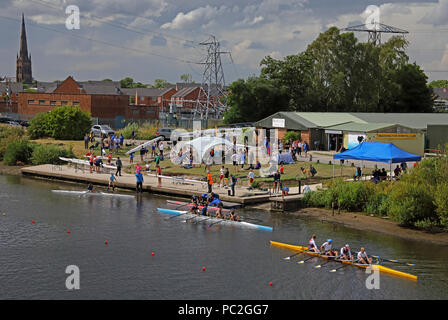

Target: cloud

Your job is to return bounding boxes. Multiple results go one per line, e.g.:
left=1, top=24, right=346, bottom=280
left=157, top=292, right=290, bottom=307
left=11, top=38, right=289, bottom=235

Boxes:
left=161, top=5, right=226, bottom=30
left=150, top=35, right=167, bottom=46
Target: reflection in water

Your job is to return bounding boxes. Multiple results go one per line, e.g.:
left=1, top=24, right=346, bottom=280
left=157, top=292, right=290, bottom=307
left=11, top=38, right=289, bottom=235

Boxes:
left=0, top=175, right=447, bottom=299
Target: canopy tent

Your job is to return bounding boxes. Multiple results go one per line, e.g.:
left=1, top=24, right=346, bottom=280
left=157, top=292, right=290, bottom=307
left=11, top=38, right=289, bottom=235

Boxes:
left=333, top=142, right=421, bottom=180
left=333, top=142, right=421, bottom=163
left=181, top=136, right=234, bottom=163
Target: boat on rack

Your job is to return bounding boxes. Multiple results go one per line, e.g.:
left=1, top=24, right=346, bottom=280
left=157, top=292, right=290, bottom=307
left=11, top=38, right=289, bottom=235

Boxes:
left=51, top=190, right=135, bottom=198
left=157, top=208, right=273, bottom=232
left=270, top=240, right=417, bottom=281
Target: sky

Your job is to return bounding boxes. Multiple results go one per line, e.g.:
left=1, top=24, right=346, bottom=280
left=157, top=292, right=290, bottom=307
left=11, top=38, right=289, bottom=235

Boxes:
left=1, top=0, right=448, bottom=84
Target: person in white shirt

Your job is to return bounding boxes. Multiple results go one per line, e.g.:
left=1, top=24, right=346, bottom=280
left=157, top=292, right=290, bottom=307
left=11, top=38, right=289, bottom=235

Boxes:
left=308, top=235, right=319, bottom=253
left=231, top=152, right=238, bottom=171
left=248, top=169, right=255, bottom=187
left=340, top=244, right=353, bottom=261
left=357, top=248, right=372, bottom=264
left=320, top=239, right=338, bottom=257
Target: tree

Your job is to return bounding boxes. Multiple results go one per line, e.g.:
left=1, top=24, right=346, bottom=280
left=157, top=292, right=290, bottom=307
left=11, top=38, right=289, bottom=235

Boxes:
left=120, top=77, right=135, bottom=88
left=180, top=73, right=193, bottom=83
left=223, top=77, right=290, bottom=124
left=150, top=79, right=171, bottom=88
left=28, top=106, right=92, bottom=140
left=428, top=80, right=448, bottom=88
left=102, top=78, right=113, bottom=82
left=387, top=63, right=434, bottom=113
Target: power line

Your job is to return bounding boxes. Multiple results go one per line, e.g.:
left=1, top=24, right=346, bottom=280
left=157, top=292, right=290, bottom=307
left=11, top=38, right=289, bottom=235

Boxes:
left=27, top=0, right=204, bottom=50
left=0, top=15, right=201, bottom=65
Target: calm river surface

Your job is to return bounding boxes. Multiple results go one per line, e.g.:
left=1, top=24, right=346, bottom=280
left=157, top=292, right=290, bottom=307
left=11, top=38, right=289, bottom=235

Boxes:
left=0, top=175, right=447, bottom=299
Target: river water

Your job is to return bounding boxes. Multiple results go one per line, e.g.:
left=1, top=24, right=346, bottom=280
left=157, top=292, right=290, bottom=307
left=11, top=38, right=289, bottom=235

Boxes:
left=0, top=175, right=447, bottom=300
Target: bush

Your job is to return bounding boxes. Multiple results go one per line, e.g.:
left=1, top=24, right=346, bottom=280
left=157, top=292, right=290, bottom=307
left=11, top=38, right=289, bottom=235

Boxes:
left=119, top=122, right=139, bottom=139
left=28, top=106, right=92, bottom=140
left=283, top=131, right=300, bottom=144
left=118, top=122, right=157, bottom=140
left=31, top=144, right=75, bottom=165
left=388, top=181, right=436, bottom=227
left=0, top=125, right=25, bottom=160
left=28, top=112, right=50, bottom=139
left=3, top=139, right=34, bottom=165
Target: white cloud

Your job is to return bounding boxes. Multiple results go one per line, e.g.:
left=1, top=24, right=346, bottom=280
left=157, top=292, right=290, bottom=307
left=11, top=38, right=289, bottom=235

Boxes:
left=161, top=5, right=226, bottom=30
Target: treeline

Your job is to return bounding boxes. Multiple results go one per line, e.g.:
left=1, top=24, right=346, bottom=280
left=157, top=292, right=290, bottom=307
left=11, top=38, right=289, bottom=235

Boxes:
left=303, top=152, right=448, bottom=231
left=224, top=27, right=434, bottom=123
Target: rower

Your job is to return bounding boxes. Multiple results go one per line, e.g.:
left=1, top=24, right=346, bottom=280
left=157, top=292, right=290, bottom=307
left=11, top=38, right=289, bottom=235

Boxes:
left=201, top=203, right=209, bottom=216
left=229, top=209, right=240, bottom=221
left=320, top=239, right=338, bottom=257
left=191, top=195, right=199, bottom=205
left=190, top=202, right=199, bottom=215
left=357, top=248, right=372, bottom=265
left=200, top=193, right=208, bottom=205
left=308, top=234, right=319, bottom=253
left=216, top=203, right=224, bottom=219
left=340, top=244, right=353, bottom=260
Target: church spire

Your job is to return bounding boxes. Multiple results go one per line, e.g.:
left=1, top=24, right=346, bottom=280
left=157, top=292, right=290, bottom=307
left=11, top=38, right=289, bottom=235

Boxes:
left=20, top=13, right=29, bottom=59
left=16, top=13, right=33, bottom=84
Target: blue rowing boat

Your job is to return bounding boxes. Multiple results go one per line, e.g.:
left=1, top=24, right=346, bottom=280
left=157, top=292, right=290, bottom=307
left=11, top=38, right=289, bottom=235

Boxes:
left=157, top=208, right=273, bottom=232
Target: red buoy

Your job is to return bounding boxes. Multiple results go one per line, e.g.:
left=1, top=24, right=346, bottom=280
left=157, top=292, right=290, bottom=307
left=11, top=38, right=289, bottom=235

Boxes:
left=202, top=267, right=206, bottom=272
left=104, top=240, right=108, bottom=245
left=269, top=282, right=273, bottom=287
left=67, top=230, right=71, bottom=234
left=32, top=220, right=35, bottom=224
left=152, top=252, right=155, bottom=256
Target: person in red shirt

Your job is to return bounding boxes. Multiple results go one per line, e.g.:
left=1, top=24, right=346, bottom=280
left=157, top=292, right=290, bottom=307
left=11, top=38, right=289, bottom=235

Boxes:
left=206, top=171, right=213, bottom=193
left=156, top=165, right=162, bottom=187
left=107, top=153, right=112, bottom=165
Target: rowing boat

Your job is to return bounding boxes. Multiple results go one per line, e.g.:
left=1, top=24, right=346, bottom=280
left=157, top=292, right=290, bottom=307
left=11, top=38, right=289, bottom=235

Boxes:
left=167, top=200, right=231, bottom=212
left=51, top=190, right=135, bottom=198
left=157, top=208, right=273, bottom=232
left=270, top=240, right=417, bottom=281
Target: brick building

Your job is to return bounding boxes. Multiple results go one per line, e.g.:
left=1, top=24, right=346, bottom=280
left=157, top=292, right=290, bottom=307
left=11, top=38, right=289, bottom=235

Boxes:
left=17, top=76, right=130, bottom=127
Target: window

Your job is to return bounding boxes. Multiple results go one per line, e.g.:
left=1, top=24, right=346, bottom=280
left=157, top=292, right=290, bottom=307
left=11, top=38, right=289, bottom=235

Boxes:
left=146, top=109, right=155, bottom=115
left=28, top=100, right=35, bottom=105
left=132, top=109, right=139, bottom=115
left=39, top=100, right=46, bottom=105
left=73, top=101, right=80, bottom=106
left=50, top=101, right=57, bottom=106
left=61, top=101, right=68, bottom=106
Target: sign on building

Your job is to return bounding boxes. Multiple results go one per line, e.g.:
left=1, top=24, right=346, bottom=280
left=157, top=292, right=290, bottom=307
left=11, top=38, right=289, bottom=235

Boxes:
left=272, top=118, right=285, bottom=128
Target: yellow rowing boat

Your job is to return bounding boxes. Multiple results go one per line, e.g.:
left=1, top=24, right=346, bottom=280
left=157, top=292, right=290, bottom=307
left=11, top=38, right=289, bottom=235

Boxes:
left=270, top=240, right=418, bottom=281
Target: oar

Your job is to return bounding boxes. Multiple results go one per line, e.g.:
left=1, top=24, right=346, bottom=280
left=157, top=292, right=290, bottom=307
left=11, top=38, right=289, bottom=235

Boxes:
left=193, top=217, right=213, bottom=225
left=185, top=215, right=199, bottom=222
left=330, top=264, right=349, bottom=273
left=283, top=252, right=302, bottom=261
left=372, top=255, right=415, bottom=267
left=207, top=220, right=224, bottom=227
left=297, top=255, right=318, bottom=264
left=314, top=259, right=335, bottom=269
left=166, top=212, right=189, bottom=220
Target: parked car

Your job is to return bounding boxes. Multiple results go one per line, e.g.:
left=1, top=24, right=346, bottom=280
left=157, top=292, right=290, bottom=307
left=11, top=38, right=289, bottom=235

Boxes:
left=7, top=121, right=21, bottom=127
left=16, top=120, right=30, bottom=127
left=0, top=117, right=13, bottom=124
left=156, top=128, right=173, bottom=140
left=91, top=125, right=115, bottom=137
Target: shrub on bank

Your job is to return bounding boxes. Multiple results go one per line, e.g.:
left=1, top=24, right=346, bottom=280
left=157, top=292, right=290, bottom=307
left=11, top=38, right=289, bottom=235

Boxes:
left=303, top=154, right=448, bottom=231
left=0, top=125, right=26, bottom=160
left=28, top=106, right=92, bottom=140
left=3, top=139, right=34, bottom=165
left=31, top=144, right=75, bottom=165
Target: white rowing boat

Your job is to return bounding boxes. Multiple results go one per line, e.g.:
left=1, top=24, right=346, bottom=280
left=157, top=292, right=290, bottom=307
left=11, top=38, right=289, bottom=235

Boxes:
left=125, top=136, right=163, bottom=155
left=59, top=157, right=117, bottom=170
left=157, top=208, right=273, bottom=232
left=51, top=190, right=135, bottom=198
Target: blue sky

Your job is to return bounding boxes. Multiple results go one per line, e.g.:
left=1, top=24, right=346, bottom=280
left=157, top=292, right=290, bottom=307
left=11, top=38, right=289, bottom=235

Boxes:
left=0, top=0, right=447, bottom=84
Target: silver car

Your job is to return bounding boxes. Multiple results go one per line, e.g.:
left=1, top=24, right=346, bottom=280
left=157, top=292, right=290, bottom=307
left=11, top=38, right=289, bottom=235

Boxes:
left=91, top=125, right=115, bottom=137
